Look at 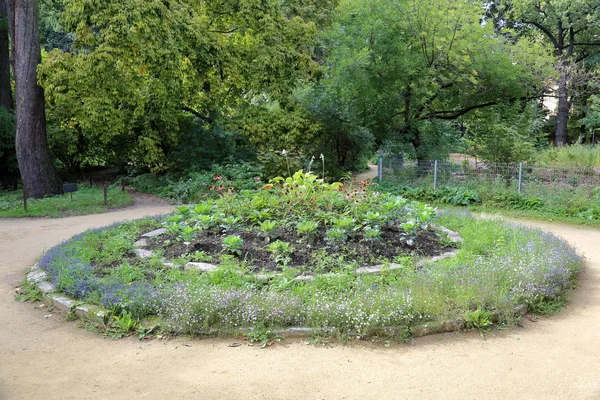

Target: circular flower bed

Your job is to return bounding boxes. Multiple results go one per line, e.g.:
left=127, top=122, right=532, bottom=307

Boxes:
left=37, top=171, right=584, bottom=339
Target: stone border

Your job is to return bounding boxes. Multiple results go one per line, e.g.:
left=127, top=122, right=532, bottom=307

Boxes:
left=26, top=225, right=528, bottom=339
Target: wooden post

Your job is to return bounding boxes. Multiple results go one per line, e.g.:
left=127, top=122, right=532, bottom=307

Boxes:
left=103, top=182, right=107, bottom=205
left=23, top=191, right=27, bottom=212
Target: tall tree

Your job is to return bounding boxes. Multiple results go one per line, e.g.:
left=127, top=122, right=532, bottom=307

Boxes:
left=37, top=0, right=332, bottom=172
left=0, top=0, right=11, bottom=109
left=319, top=0, right=552, bottom=158
left=7, top=0, right=61, bottom=197
left=0, top=0, right=19, bottom=189
left=504, top=0, right=600, bottom=146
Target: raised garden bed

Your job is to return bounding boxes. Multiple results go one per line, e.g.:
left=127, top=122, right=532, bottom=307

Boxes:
left=28, top=171, right=584, bottom=341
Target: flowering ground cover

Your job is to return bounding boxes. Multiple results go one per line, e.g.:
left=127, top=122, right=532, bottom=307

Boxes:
left=35, top=171, right=584, bottom=340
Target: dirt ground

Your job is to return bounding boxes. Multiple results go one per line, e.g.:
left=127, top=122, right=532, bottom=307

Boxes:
left=2, top=194, right=600, bottom=399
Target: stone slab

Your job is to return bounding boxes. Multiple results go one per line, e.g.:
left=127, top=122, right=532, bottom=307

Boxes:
left=134, top=249, right=154, bottom=259
left=416, top=251, right=458, bottom=267
left=185, top=262, right=218, bottom=273
left=27, top=269, right=47, bottom=283
left=134, top=238, right=149, bottom=247
left=50, top=296, right=75, bottom=314
left=38, top=281, right=56, bottom=294
left=355, top=263, right=403, bottom=274
left=74, top=304, right=106, bottom=320
left=435, top=225, right=464, bottom=243
left=141, top=228, right=167, bottom=238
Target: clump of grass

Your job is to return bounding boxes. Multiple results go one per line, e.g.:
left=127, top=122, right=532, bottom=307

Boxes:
left=0, top=184, right=133, bottom=218
left=535, top=144, right=600, bottom=167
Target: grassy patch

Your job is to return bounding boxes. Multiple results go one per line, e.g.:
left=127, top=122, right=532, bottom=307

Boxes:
left=534, top=144, right=600, bottom=167
left=0, top=184, right=133, bottom=218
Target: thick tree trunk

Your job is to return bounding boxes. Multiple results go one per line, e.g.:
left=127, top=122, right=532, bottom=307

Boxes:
left=8, top=0, right=62, bottom=198
left=0, top=0, right=12, bottom=109
left=555, top=61, right=569, bottom=147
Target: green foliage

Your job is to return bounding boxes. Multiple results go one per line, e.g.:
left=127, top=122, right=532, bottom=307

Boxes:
left=111, top=309, right=139, bottom=336
left=246, top=325, right=282, bottom=348
left=266, top=240, right=293, bottom=266
left=222, top=235, right=244, bottom=256
left=535, top=144, right=600, bottom=167
left=318, top=0, right=552, bottom=158
left=464, top=102, right=547, bottom=163
left=15, top=280, right=45, bottom=302
left=38, top=0, right=326, bottom=172
left=464, top=307, right=493, bottom=331
left=130, top=162, right=262, bottom=204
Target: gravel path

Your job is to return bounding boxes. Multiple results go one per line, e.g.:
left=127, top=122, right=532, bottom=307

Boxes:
left=1, top=191, right=600, bottom=399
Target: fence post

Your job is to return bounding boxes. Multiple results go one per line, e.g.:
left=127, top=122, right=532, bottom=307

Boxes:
left=433, top=160, right=438, bottom=191
left=103, top=182, right=108, bottom=205
left=377, top=150, right=383, bottom=182
left=23, top=191, right=27, bottom=213
left=518, top=162, right=523, bottom=195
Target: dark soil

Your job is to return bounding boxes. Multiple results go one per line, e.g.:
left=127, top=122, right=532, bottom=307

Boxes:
left=146, top=225, right=454, bottom=274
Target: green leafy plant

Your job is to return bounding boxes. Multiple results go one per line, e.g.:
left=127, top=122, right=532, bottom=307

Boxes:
left=266, top=240, right=293, bottom=266
left=222, top=235, right=244, bottom=256
left=324, top=228, right=347, bottom=248
left=296, top=219, right=319, bottom=240
left=178, top=226, right=197, bottom=244
left=246, top=325, right=282, bottom=348
left=363, top=226, right=381, bottom=248
left=15, top=280, right=44, bottom=302
left=464, top=307, right=493, bottom=335
left=259, top=220, right=278, bottom=241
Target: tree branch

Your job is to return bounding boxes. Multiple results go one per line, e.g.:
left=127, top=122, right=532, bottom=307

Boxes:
left=181, top=106, right=213, bottom=123
left=425, top=101, right=499, bottom=120
left=423, top=93, right=544, bottom=120
left=523, top=20, right=559, bottom=50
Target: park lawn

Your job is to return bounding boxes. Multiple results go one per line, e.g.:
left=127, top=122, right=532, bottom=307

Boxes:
left=0, top=185, right=133, bottom=218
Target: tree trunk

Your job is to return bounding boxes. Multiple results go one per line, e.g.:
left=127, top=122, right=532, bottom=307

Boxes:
left=8, top=0, right=62, bottom=198
left=0, top=0, right=12, bottom=109
left=555, top=61, right=569, bottom=146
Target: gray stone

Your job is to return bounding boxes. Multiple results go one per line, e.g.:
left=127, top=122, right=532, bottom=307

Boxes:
left=134, top=238, right=149, bottom=247
left=141, top=228, right=167, bottom=238
left=27, top=269, right=47, bottom=283
left=134, top=249, right=153, bottom=259
left=185, top=262, right=218, bottom=273
left=255, top=274, right=281, bottom=280
left=50, top=296, right=75, bottom=314
left=435, top=225, right=464, bottom=243
left=74, top=304, right=106, bottom=320
left=283, top=327, right=314, bottom=337
left=412, top=321, right=443, bottom=337
left=38, top=281, right=56, bottom=294
left=514, top=304, right=528, bottom=316
left=416, top=251, right=458, bottom=267
left=293, top=275, right=315, bottom=281
left=355, top=263, right=403, bottom=274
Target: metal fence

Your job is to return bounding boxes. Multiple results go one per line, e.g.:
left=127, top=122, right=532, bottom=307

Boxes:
left=379, top=154, right=600, bottom=197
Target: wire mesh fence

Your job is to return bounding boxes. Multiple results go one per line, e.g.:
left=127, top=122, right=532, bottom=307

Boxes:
left=380, top=153, right=600, bottom=212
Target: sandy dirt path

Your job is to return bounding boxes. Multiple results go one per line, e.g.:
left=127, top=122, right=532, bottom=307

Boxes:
left=2, top=201, right=600, bottom=399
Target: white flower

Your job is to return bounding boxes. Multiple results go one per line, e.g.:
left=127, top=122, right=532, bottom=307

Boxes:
left=320, top=153, right=325, bottom=160
left=282, top=149, right=287, bottom=156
